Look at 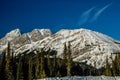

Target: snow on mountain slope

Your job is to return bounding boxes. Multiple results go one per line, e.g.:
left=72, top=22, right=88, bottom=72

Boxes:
left=29, top=29, right=52, bottom=42
left=0, top=29, right=21, bottom=44
left=0, top=28, right=52, bottom=53
left=5, top=28, right=21, bottom=40
left=0, top=29, right=21, bottom=51
left=14, top=28, right=120, bottom=68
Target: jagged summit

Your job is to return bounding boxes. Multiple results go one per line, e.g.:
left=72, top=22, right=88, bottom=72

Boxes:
left=29, top=28, right=52, bottom=42
left=4, top=28, right=21, bottom=41
left=57, top=28, right=118, bottom=44
left=0, top=28, right=120, bottom=68
left=0, top=29, right=21, bottom=46
left=0, top=28, right=52, bottom=52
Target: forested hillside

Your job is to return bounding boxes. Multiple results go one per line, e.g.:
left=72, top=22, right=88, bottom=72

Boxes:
left=0, top=42, right=120, bottom=80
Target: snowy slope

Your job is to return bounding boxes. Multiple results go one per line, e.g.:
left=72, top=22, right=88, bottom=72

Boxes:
left=0, top=29, right=21, bottom=52
left=0, top=29, right=21, bottom=44
left=13, top=28, right=120, bottom=68
left=29, top=29, right=52, bottom=42
left=0, top=28, right=120, bottom=68
left=0, top=28, right=52, bottom=52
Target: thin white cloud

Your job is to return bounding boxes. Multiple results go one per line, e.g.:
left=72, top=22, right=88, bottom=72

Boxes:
left=78, top=7, right=95, bottom=26
left=91, top=3, right=112, bottom=22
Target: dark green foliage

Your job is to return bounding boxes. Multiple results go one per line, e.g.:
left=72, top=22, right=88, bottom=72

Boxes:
left=16, top=57, right=23, bottom=80
left=63, top=42, right=72, bottom=76
left=66, top=42, right=72, bottom=76
left=104, top=57, right=112, bottom=76
left=111, top=53, right=120, bottom=76
left=0, top=52, right=6, bottom=80
left=1, top=43, right=120, bottom=80
left=35, top=50, right=40, bottom=78
left=5, top=42, right=13, bottom=80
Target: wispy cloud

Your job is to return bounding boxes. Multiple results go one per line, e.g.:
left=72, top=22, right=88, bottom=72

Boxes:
left=91, top=3, right=112, bottom=22
left=78, top=7, right=95, bottom=26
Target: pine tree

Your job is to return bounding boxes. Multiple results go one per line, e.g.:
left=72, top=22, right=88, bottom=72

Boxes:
left=118, top=53, right=120, bottom=75
left=63, top=42, right=72, bottom=76
left=0, top=51, right=6, bottom=80
left=56, top=58, right=61, bottom=77
left=35, top=48, right=46, bottom=78
left=81, top=65, right=84, bottom=76
left=111, top=53, right=120, bottom=76
left=16, top=56, right=23, bottom=80
left=63, top=43, right=67, bottom=76
left=56, top=70, right=61, bottom=77
left=40, top=49, right=46, bottom=78
left=66, top=42, right=72, bottom=76
left=116, top=53, right=120, bottom=75
left=112, top=55, right=116, bottom=76
left=28, top=57, right=33, bottom=80
left=53, top=50, right=57, bottom=76
left=93, top=62, right=97, bottom=76
left=46, top=49, right=52, bottom=76
left=105, top=57, right=112, bottom=76
left=5, top=42, right=13, bottom=80
left=63, top=43, right=67, bottom=61
left=35, top=50, right=41, bottom=78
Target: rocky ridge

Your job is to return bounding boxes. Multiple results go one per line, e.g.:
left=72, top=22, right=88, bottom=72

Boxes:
left=0, top=28, right=120, bottom=68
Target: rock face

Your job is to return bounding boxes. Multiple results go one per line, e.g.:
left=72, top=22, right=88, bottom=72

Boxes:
left=0, top=29, right=21, bottom=51
left=0, top=28, right=52, bottom=52
left=0, top=28, right=120, bottom=68
left=29, top=29, right=52, bottom=42
left=0, top=29, right=21, bottom=45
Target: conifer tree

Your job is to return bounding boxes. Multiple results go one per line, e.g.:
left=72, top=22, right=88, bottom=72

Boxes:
left=40, top=49, right=46, bottom=78
left=63, top=43, right=67, bottom=61
left=0, top=51, right=6, bottom=80
left=93, top=62, right=97, bottom=75
left=35, top=48, right=46, bottom=78
left=105, top=57, right=112, bottom=76
left=46, top=49, right=52, bottom=76
left=53, top=50, right=57, bottom=76
left=81, top=65, right=84, bottom=76
left=5, top=42, right=13, bottom=80
left=56, top=70, right=61, bottom=77
left=35, top=50, right=41, bottom=78
left=111, top=53, right=120, bottom=76
left=28, top=57, right=33, bottom=80
left=66, top=42, right=72, bottom=76
left=56, top=58, right=61, bottom=77
left=115, top=53, right=120, bottom=75
left=118, top=53, right=120, bottom=75
left=16, top=56, right=23, bottom=80
left=63, top=43, right=67, bottom=76
left=111, top=55, right=116, bottom=76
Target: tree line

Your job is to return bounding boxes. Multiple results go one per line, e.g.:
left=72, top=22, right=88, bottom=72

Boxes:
left=0, top=42, right=120, bottom=80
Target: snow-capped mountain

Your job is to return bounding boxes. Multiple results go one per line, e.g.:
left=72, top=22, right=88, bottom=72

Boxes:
left=0, top=28, right=52, bottom=52
left=0, top=29, right=21, bottom=45
left=0, top=29, right=21, bottom=51
left=0, top=28, right=120, bottom=68
left=29, top=29, right=52, bottom=42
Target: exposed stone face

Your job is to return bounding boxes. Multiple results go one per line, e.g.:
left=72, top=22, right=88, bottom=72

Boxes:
left=0, top=29, right=21, bottom=45
left=0, top=28, right=52, bottom=53
left=0, top=28, right=120, bottom=68
left=29, top=29, right=52, bottom=42
left=11, top=33, right=31, bottom=49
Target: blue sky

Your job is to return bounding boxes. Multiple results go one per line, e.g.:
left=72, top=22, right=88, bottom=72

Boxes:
left=0, top=0, right=120, bottom=40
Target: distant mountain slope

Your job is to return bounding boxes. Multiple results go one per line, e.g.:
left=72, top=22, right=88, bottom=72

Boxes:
left=0, top=28, right=120, bottom=68
left=0, top=29, right=52, bottom=52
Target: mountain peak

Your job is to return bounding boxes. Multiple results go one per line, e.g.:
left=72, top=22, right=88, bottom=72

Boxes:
left=0, top=28, right=120, bottom=68
left=5, top=28, right=21, bottom=39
